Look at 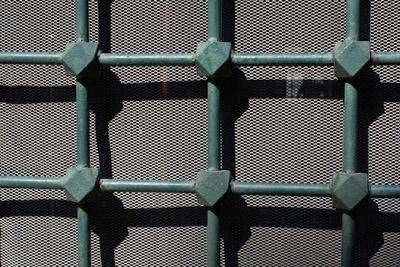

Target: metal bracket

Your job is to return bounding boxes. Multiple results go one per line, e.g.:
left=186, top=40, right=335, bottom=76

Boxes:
left=62, top=42, right=101, bottom=77
left=330, top=172, right=369, bottom=210
left=195, top=41, right=232, bottom=78
left=195, top=170, right=231, bottom=207
left=62, top=168, right=100, bottom=204
left=333, top=40, right=370, bottom=78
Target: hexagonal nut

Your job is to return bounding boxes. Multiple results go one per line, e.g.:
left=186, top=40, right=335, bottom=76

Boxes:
left=330, top=173, right=369, bottom=210
left=195, top=41, right=232, bottom=78
left=195, top=170, right=231, bottom=207
left=333, top=41, right=370, bottom=78
left=63, top=168, right=100, bottom=204
left=62, top=42, right=101, bottom=77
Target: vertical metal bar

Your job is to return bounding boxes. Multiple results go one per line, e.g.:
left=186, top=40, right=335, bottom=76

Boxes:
left=206, top=76, right=221, bottom=267
left=76, top=79, right=90, bottom=168
left=76, top=79, right=91, bottom=267
left=341, top=92, right=357, bottom=267
left=76, top=0, right=91, bottom=266
left=341, top=1, right=360, bottom=266
left=346, top=0, right=360, bottom=41
left=207, top=80, right=220, bottom=171
left=208, top=0, right=221, bottom=42
left=343, top=82, right=358, bottom=173
left=342, top=211, right=355, bottom=267
left=207, top=208, right=220, bottom=267
left=207, top=0, right=222, bottom=266
left=76, top=0, right=89, bottom=42
left=78, top=206, right=91, bottom=266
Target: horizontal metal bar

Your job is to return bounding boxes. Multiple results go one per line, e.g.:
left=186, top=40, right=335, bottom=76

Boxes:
left=98, top=53, right=195, bottom=66
left=369, top=185, right=400, bottom=198
left=0, top=176, right=63, bottom=189
left=231, top=182, right=331, bottom=196
left=0, top=52, right=63, bottom=65
left=232, top=53, right=333, bottom=66
left=1, top=176, right=400, bottom=199
left=100, top=179, right=196, bottom=193
left=3, top=51, right=400, bottom=67
left=371, top=52, right=400, bottom=65
left=231, top=182, right=400, bottom=198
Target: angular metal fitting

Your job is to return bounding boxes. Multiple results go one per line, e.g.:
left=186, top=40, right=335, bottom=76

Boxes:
left=62, top=42, right=101, bottom=77
left=330, top=173, right=369, bottom=210
left=195, top=41, right=232, bottom=78
left=195, top=170, right=231, bottom=207
left=62, top=168, right=100, bottom=204
left=333, top=40, right=370, bottom=78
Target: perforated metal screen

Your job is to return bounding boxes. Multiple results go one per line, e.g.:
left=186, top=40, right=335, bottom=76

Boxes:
left=1, top=0, right=400, bottom=266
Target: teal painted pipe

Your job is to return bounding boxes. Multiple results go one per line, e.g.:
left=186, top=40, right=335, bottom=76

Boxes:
left=76, top=67, right=91, bottom=265
left=76, top=72, right=91, bottom=264
left=76, top=79, right=90, bottom=169
left=207, top=208, right=220, bottom=267
left=0, top=52, right=63, bottom=65
left=371, top=52, right=400, bottom=65
left=207, top=1, right=222, bottom=266
left=231, top=182, right=330, bottom=196
left=343, top=82, right=358, bottom=173
left=77, top=204, right=90, bottom=267
left=232, top=53, right=333, bottom=66
left=342, top=211, right=355, bottom=267
left=4, top=175, right=400, bottom=199
left=208, top=0, right=221, bottom=41
left=369, top=185, right=400, bottom=198
left=208, top=81, right=220, bottom=171
left=76, top=0, right=89, bottom=42
left=0, top=176, right=63, bottom=189
left=100, top=179, right=195, bottom=193
left=99, top=53, right=195, bottom=66
left=76, top=0, right=91, bottom=266
left=207, top=77, right=221, bottom=267
left=78, top=206, right=90, bottom=267
left=346, top=0, right=360, bottom=40
left=341, top=1, right=360, bottom=266
left=341, top=53, right=357, bottom=267
left=4, top=50, right=400, bottom=67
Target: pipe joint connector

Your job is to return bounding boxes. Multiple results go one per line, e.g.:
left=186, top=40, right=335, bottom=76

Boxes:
left=62, top=42, right=101, bottom=77
left=63, top=168, right=101, bottom=204
left=195, top=170, right=231, bottom=207
left=330, top=172, right=368, bottom=210
left=333, top=40, right=370, bottom=78
left=195, top=41, right=232, bottom=78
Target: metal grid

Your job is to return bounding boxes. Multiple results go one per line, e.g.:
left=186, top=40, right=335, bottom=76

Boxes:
left=1, top=0, right=400, bottom=266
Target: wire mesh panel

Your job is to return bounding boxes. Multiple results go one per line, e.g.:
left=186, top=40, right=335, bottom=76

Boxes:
left=1, top=0, right=400, bottom=266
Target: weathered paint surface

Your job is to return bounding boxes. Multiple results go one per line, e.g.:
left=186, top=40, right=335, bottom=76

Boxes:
left=195, top=41, right=231, bottom=77
left=333, top=41, right=370, bottom=77
left=195, top=170, right=231, bottom=207
left=62, top=42, right=100, bottom=77
left=63, top=168, right=100, bottom=204
left=330, top=173, right=369, bottom=210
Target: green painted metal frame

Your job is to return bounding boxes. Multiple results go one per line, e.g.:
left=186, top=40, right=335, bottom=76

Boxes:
left=3, top=176, right=400, bottom=198
left=1, top=0, right=400, bottom=266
